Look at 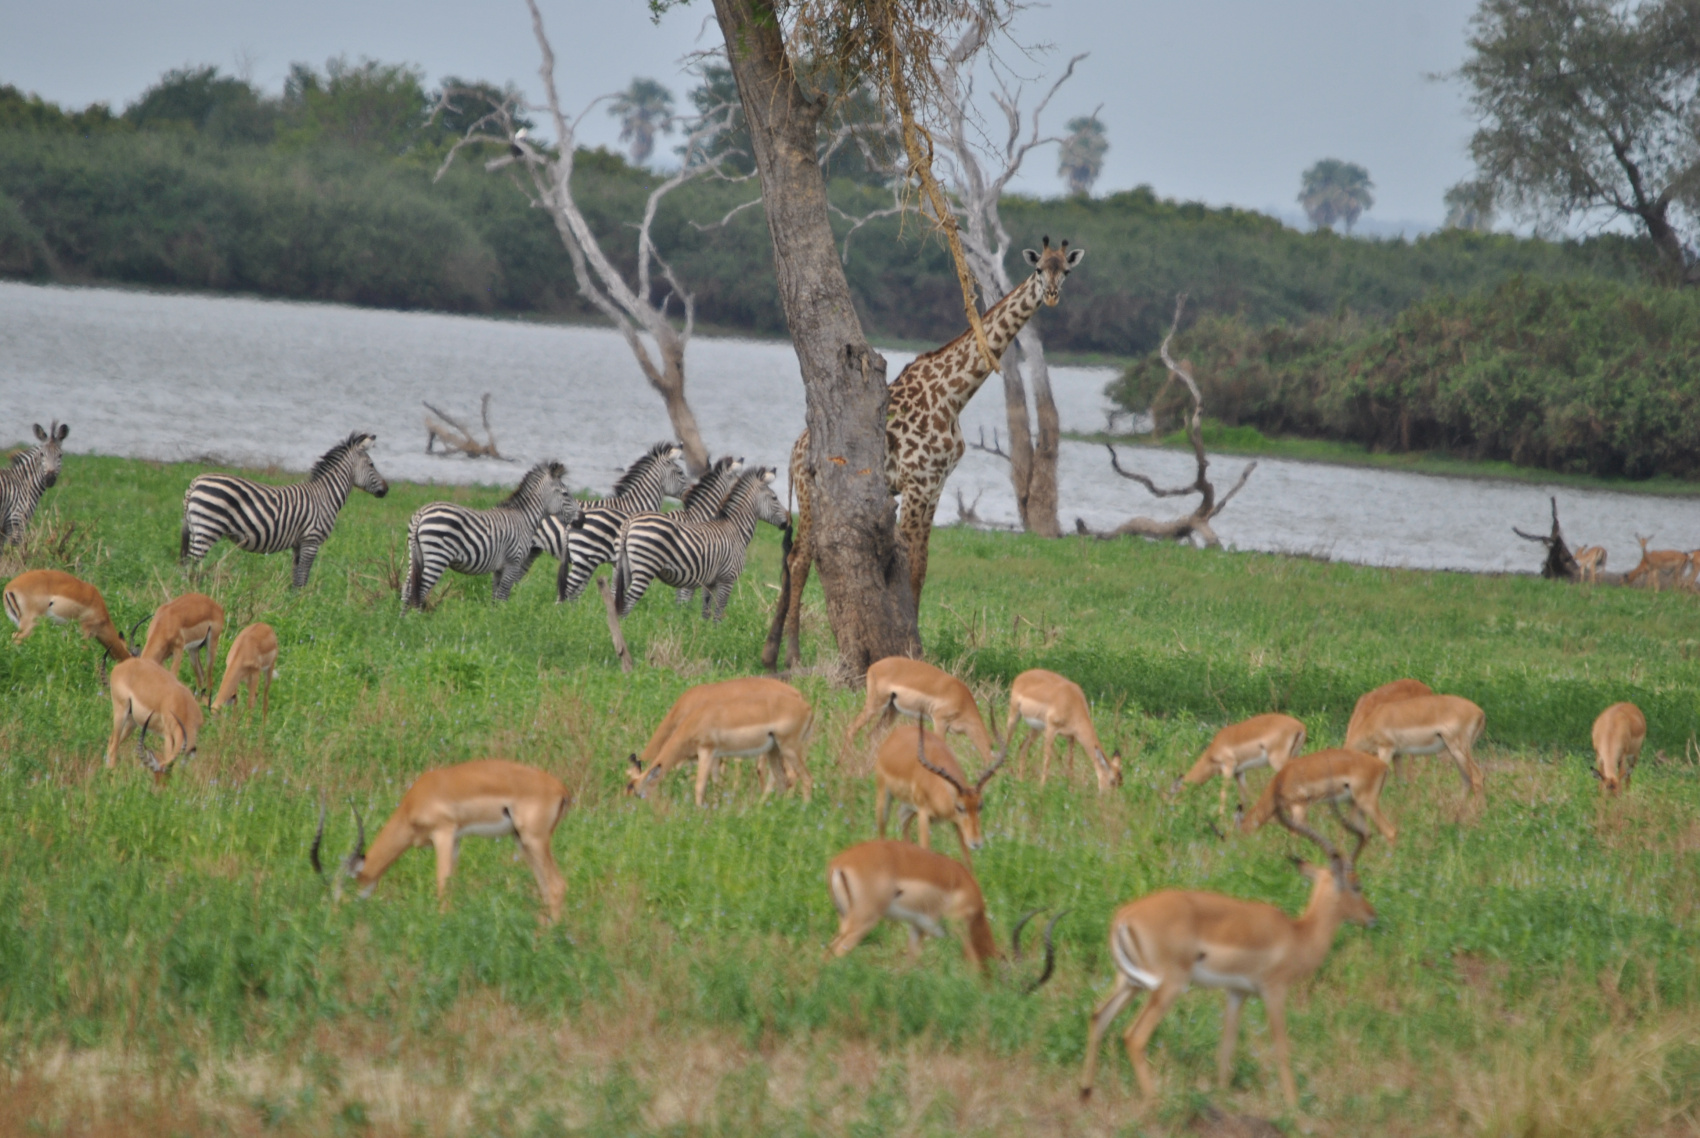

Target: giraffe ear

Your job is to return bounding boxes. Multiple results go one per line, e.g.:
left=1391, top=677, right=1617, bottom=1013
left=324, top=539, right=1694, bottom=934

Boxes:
left=1022, top=248, right=1041, bottom=268
left=1065, top=248, right=1085, bottom=269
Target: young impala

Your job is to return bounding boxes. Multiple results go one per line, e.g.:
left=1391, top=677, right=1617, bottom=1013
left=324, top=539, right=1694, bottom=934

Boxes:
left=1626, top=535, right=1691, bottom=591
left=105, top=657, right=203, bottom=781
left=1343, top=678, right=1433, bottom=750
left=874, top=724, right=1006, bottom=865
left=1591, top=702, right=1647, bottom=794
left=1237, top=747, right=1398, bottom=857
left=1080, top=855, right=1376, bottom=1109
left=1171, top=713, right=1307, bottom=818
left=1352, top=693, right=1487, bottom=797
left=625, top=677, right=815, bottom=806
left=1572, top=545, right=1607, bottom=583
left=1004, top=668, right=1122, bottom=791
left=826, top=839, right=1059, bottom=989
left=134, top=592, right=225, bottom=700
left=843, top=656, right=999, bottom=762
left=210, top=622, right=279, bottom=718
left=312, top=759, right=572, bottom=923
left=4, top=569, right=133, bottom=668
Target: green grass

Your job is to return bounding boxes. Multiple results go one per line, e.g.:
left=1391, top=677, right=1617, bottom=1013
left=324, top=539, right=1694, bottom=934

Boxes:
left=2, top=454, right=1698, bottom=1136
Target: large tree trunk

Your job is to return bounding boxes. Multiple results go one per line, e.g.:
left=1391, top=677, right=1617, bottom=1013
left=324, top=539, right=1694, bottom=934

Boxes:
left=1003, top=325, right=1061, bottom=537
left=654, top=335, right=709, bottom=475
left=712, top=0, right=921, bottom=673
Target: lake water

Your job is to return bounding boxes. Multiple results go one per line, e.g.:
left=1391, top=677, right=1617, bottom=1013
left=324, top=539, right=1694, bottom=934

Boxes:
left=3, top=280, right=1696, bottom=575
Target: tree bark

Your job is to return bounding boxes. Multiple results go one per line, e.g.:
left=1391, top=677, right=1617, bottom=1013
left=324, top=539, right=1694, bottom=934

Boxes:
left=712, top=0, right=920, bottom=673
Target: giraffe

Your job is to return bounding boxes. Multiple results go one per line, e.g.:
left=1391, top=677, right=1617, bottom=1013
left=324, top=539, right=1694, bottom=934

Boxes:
left=764, top=237, right=1085, bottom=670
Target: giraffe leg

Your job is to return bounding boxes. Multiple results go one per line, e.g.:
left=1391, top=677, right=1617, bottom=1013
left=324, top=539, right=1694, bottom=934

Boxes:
left=765, top=435, right=810, bottom=672
left=898, top=480, right=945, bottom=609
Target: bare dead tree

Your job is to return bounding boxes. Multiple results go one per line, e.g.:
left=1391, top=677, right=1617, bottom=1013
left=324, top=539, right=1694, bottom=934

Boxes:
left=424, top=394, right=506, bottom=460
left=1077, top=296, right=1256, bottom=547
left=431, top=10, right=751, bottom=475
left=1513, top=496, right=1582, bottom=581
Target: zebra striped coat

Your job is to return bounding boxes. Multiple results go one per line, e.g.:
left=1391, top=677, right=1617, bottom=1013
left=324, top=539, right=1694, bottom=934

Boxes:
left=1, top=421, right=68, bottom=544
left=529, top=441, right=686, bottom=603
left=181, top=432, right=389, bottom=587
left=406, top=460, right=574, bottom=608
left=672, top=455, right=745, bottom=605
left=613, top=466, right=791, bottom=620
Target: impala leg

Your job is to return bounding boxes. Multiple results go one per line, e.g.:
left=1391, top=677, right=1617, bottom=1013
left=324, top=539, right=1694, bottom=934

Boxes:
left=694, top=745, right=717, bottom=807
left=1447, top=733, right=1485, bottom=797
left=828, top=912, right=879, bottom=957
left=916, top=811, right=932, bottom=851
left=1218, top=990, right=1246, bottom=1090
left=1265, top=987, right=1298, bottom=1110
left=1357, top=794, right=1398, bottom=844
left=1039, top=727, right=1059, bottom=787
left=105, top=703, right=135, bottom=769
left=517, top=828, right=565, bottom=924
left=1124, top=980, right=1186, bottom=1100
left=1080, top=975, right=1140, bottom=1099
left=1064, top=735, right=1077, bottom=782
left=876, top=783, right=891, bottom=838
left=430, top=829, right=457, bottom=911
left=780, top=737, right=811, bottom=801
left=1219, top=770, right=1233, bottom=820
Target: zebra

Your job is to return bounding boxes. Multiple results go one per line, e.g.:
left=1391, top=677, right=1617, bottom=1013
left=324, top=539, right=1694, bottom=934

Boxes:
left=181, top=431, right=389, bottom=587
left=613, top=466, right=791, bottom=620
left=529, top=441, right=686, bottom=603
left=406, top=460, right=574, bottom=609
left=1, top=421, right=68, bottom=544
left=673, top=455, right=745, bottom=606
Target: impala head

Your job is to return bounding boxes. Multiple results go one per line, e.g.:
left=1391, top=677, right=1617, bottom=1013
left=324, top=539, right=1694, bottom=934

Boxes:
left=1100, top=747, right=1124, bottom=791
left=1022, top=236, right=1085, bottom=306
left=27, top=421, right=68, bottom=488
left=1592, top=762, right=1626, bottom=795
left=310, top=804, right=367, bottom=898
left=1295, top=856, right=1377, bottom=928
left=913, top=725, right=1005, bottom=851
left=624, top=753, right=661, bottom=798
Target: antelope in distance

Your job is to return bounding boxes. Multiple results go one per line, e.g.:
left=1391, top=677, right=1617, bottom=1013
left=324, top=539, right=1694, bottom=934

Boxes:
left=211, top=622, right=279, bottom=718
left=1625, top=535, right=1691, bottom=591
left=1079, top=855, right=1376, bottom=1109
left=1353, top=694, right=1487, bottom=797
left=4, top=569, right=133, bottom=670
left=1, top=421, right=68, bottom=544
left=1171, top=713, right=1308, bottom=818
left=1592, top=702, right=1647, bottom=794
left=625, top=677, right=815, bottom=806
left=312, top=759, right=572, bottom=924
left=1343, top=678, right=1433, bottom=750
left=1572, top=545, right=1607, bottom=583
left=826, top=839, right=1060, bottom=988
left=843, top=656, right=999, bottom=762
left=1004, top=669, right=1122, bottom=791
left=874, top=724, right=1007, bottom=865
left=1237, top=748, right=1398, bottom=859
left=105, top=657, right=203, bottom=781
left=133, top=592, right=225, bottom=700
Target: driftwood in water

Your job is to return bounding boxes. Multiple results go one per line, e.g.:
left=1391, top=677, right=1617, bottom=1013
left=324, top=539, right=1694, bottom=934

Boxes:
left=1513, top=496, right=1582, bottom=581
left=425, top=394, right=504, bottom=459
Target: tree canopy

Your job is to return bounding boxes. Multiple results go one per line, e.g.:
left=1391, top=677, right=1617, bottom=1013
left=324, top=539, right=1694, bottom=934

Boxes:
left=1058, top=113, right=1107, bottom=196
left=1298, top=159, right=1375, bottom=232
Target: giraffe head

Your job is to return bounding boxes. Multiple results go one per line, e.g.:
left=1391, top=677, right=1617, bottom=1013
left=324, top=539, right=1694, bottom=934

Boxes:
left=1022, top=236, right=1085, bottom=306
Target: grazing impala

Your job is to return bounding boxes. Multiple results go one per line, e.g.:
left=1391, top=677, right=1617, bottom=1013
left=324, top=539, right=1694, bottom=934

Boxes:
left=1237, top=748, right=1397, bottom=856
left=1343, top=678, right=1433, bottom=750
left=1591, top=702, right=1647, bottom=794
left=1171, top=713, right=1307, bottom=818
left=105, top=657, right=203, bottom=781
left=211, top=623, right=279, bottom=718
left=826, top=839, right=1059, bottom=988
left=874, top=724, right=1006, bottom=864
left=1573, top=545, right=1607, bottom=583
left=843, top=656, right=998, bottom=761
left=311, top=759, right=571, bottom=923
left=625, top=677, right=814, bottom=806
left=1004, top=669, right=1122, bottom=791
left=4, top=569, right=132, bottom=666
left=1353, top=694, right=1487, bottom=797
left=1626, top=535, right=1691, bottom=591
left=135, top=592, right=225, bottom=700
left=1079, top=855, right=1376, bottom=1109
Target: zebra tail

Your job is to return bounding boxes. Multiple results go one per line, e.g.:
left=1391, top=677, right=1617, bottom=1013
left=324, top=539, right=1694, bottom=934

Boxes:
left=613, top=533, right=633, bottom=616
left=178, top=514, right=192, bottom=562
left=404, top=520, right=424, bottom=608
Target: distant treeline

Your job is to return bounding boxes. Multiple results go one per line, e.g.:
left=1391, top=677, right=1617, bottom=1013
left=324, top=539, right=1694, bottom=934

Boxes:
left=1110, top=278, right=1700, bottom=480
left=0, top=66, right=1663, bottom=358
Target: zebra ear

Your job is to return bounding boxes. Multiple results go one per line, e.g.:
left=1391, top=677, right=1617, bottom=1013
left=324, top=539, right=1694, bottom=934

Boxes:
left=33, top=424, right=48, bottom=442
left=54, top=423, right=69, bottom=441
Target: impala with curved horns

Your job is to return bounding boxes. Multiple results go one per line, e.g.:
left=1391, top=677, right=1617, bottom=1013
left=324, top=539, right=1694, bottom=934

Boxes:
left=1591, top=701, right=1646, bottom=794
left=844, top=656, right=998, bottom=762
left=1236, top=747, right=1397, bottom=861
left=211, top=622, right=279, bottom=718
left=1343, top=678, right=1433, bottom=750
left=1080, top=854, right=1375, bottom=1109
left=625, top=676, right=814, bottom=806
left=826, top=839, right=1062, bottom=990
left=1171, top=713, right=1307, bottom=819
left=105, top=656, right=202, bottom=782
left=311, top=759, right=572, bottom=923
left=1004, top=668, right=1122, bottom=791
left=1352, top=693, right=1486, bottom=797
left=5, top=569, right=133, bottom=673
left=874, top=724, right=1006, bottom=865
left=132, top=592, right=225, bottom=700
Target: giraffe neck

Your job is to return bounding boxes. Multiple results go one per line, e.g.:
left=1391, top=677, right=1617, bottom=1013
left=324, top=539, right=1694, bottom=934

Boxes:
left=936, top=274, right=1045, bottom=418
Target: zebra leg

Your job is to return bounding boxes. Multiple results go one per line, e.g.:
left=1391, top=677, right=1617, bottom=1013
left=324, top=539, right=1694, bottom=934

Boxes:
left=557, top=555, right=594, bottom=603
left=709, top=577, right=736, bottom=622
left=492, top=559, right=528, bottom=601
left=676, top=586, right=694, bottom=607
left=291, top=542, right=322, bottom=588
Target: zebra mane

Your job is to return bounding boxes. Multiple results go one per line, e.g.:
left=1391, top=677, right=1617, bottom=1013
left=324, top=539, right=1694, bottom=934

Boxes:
left=715, top=467, right=771, bottom=517
left=500, top=461, right=564, bottom=507
left=309, top=432, right=374, bottom=481
left=610, top=442, right=680, bottom=497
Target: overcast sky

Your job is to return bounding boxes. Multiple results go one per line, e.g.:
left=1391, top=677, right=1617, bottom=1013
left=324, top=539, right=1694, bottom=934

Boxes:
left=0, top=0, right=1486, bottom=230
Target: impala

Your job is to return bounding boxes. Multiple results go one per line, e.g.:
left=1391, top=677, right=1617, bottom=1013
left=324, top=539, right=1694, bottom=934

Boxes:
left=1079, top=855, right=1376, bottom=1109
left=1626, top=535, right=1690, bottom=591
left=874, top=724, right=1006, bottom=864
left=1352, top=693, right=1486, bottom=797
left=826, top=839, right=1059, bottom=988
left=1343, top=678, right=1433, bottom=750
left=1572, top=545, right=1607, bottom=583
left=311, top=759, right=572, bottom=923
left=134, top=592, right=225, bottom=700
left=105, top=657, right=202, bottom=781
left=1171, top=713, right=1307, bottom=818
left=625, top=676, right=814, bottom=806
left=1591, top=702, right=1646, bottom=794
left=4, top=569, right=132, bottom=667
left=1004, top=668, right=1122, bottom=791
left=211, top=622, right=279, bottom=717
left=843, top=656, right=998, bottom=761
left=1236, top=747, right=1397, bottom=857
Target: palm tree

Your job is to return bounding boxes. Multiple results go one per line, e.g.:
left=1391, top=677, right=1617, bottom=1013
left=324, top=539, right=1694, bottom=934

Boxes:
left=609, top=78, right=674, bottom=165
left=1443, top=179, right=1495, bottom=232
left=1058, top=113, right=1108, bottom=197
left=1298, top=159, right=1375, bottom=233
